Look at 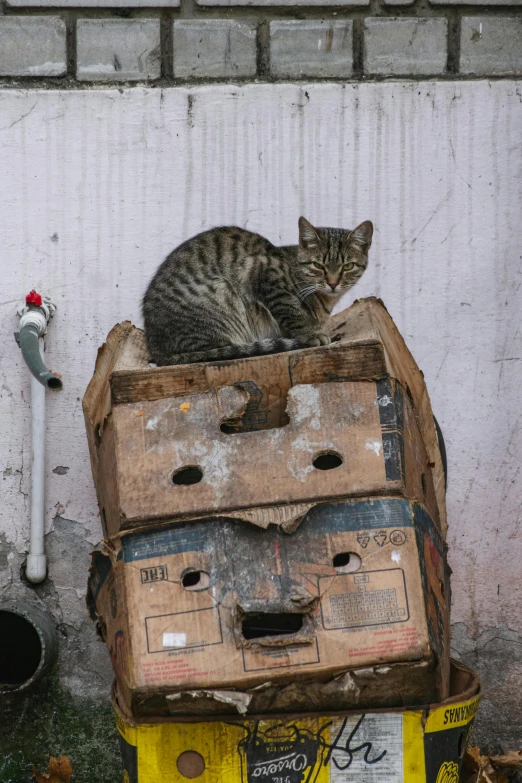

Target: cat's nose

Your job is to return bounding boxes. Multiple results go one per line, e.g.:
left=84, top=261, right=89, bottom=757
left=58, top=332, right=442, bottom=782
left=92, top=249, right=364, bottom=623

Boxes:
left=328, top=282, right=338, bottom=292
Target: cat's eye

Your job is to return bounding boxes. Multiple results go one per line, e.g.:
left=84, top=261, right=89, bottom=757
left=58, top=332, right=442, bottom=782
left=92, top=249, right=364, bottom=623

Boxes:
left=343, top=262, right=355, bottom=271
left=312, top=262, right=324, bottom=271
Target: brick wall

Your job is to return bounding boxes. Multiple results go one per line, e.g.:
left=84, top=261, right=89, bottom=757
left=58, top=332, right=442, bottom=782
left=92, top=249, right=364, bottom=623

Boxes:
left=0, top=0, right=520, bottom=82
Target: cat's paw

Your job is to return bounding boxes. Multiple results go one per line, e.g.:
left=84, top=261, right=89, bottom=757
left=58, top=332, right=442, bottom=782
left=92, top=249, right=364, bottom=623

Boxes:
left=305, top=333, right=331, bottom=347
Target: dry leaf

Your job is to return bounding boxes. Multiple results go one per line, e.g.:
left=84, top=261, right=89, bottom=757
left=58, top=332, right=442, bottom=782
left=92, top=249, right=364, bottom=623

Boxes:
left=464, top=746, right=522, bottom=783
left=32, top=756, right=72, bottom=783
left=491, top=751, right=522, bottom=770
left=465, top=746, right=490, bottom=773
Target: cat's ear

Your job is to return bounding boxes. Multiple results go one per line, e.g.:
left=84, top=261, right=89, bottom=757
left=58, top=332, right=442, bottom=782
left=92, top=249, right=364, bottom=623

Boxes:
left=351, top=220, right=373, bottom=248
left=299, top=217, right=321, bottom=249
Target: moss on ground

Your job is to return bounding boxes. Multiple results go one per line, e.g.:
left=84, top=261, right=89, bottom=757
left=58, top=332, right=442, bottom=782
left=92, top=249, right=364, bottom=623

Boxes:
left=0, top=674, right=121, bottom=783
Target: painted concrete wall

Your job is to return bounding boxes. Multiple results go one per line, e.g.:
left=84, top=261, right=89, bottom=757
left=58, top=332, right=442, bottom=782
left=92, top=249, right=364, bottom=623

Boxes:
left=0, top=82, right=521, bottom=754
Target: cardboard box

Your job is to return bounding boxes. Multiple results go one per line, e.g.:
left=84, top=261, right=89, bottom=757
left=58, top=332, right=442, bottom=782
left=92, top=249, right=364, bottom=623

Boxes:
left=83, top=298, right=447, bottom=539
left=114, top=659, right=479, bottom=783
left=89, top=377, right=438, bottom=537
left=88, top=497, right=450, bottom=718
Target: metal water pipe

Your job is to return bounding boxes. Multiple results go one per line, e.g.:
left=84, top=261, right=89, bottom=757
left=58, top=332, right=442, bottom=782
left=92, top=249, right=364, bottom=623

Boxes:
left=15, top=290, right=62, bottom=584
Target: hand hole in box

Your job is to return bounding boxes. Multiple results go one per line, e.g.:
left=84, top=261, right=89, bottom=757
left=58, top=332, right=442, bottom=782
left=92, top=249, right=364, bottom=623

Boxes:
left=220, top=422, right=241, bottom=434
left=94, top=423, right=102, bottom=447
left=242, top=613, right=303, bottom=640
left=457, top=729, right=467, bottom=758
left=333, top=552, right=362, bottom=574
left=176, top=750, right=205, bottom=778
left=312, top=451, right=343, bottom=471
left=181, top=569, right=210, bottom=591
left=421, top=472, right=427, bottom=499
left=172, top=466, right=203, bottom=486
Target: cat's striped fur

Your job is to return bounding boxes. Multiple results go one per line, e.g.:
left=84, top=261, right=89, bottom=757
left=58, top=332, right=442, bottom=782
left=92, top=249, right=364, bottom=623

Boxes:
left=142, top=217, right=373, bottom=366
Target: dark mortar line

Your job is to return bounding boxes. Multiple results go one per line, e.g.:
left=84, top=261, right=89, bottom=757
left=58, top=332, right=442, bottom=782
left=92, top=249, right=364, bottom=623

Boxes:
left=179, top=0, right=197, bottom=20
left=160, top=9, right=174, bottom=79
left=256, top=19, right=270, bottom=79
left=352, top=17, right=364, bottom=78
left=3, top=6, right=165, bottom=16
left=3, top=6, right=522, bottom=19
left=0, top=73, right=519, bottom=89
left=447, top=11, right=460, bottom=75
left=366, top=0, right=379, bottom=18
left=66, top=12, right=76, bottom=78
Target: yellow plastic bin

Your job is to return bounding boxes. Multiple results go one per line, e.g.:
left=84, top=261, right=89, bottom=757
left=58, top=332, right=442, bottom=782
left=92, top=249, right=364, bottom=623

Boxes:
left=114, top=659, right=479, bottom=782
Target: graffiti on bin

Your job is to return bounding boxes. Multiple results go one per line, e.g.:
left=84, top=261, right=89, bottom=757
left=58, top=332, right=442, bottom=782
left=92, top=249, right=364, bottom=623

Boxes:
left=237, top=714, right=394, bottom=782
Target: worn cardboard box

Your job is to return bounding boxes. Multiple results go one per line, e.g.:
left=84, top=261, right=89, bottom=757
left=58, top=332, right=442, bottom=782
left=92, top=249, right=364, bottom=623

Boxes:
left=83, top=299, right=445, bottom=538
left=114, top=659, right=479, bottom=783
left=88, top=496, right=450, bottom=718
left=89, top=377, right=439, bottom=537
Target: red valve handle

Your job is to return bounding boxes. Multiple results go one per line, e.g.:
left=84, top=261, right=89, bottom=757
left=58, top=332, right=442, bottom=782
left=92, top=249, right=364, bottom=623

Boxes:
left=26, top=290, right=42, bottom=307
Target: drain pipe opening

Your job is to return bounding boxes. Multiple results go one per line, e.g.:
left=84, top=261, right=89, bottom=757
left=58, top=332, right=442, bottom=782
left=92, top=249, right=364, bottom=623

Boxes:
left=0, top=602, right=58, bottom=693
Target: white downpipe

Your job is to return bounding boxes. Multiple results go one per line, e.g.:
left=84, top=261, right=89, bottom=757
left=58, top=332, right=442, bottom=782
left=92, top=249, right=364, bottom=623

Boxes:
left=17, top=292, right=60, bottom=585
left=26, top=337, right=47, bottom=584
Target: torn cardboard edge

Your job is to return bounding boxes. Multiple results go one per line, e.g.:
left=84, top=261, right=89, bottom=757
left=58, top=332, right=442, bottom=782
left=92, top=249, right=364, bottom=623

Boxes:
left=112, top=658, right=479, bottom=723
left=166, top=689, right=253, bottom=715
left=82, top=297, right=447, bottom=537
left=88, top=493, right=445, bottom=574
left=128, top=660, right=436, bottom=718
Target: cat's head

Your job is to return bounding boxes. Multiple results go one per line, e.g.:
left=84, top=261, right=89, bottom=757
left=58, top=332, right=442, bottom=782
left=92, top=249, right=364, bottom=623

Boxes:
left=297, top=217, right=373, bottom=298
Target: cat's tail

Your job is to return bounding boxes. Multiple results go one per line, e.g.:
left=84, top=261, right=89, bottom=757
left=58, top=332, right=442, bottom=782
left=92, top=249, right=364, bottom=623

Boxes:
left=152, top=338, right=309, bottom=367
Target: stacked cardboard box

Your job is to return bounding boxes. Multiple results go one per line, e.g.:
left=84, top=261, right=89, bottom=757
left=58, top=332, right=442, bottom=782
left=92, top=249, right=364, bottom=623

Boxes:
left=84, top=298, right=481, bottom=779
left=85, top=297, right=479, bottom=779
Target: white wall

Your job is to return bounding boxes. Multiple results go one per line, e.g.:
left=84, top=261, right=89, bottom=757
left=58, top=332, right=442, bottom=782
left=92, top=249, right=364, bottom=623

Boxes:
left=1, top=82, right=521, bottom=642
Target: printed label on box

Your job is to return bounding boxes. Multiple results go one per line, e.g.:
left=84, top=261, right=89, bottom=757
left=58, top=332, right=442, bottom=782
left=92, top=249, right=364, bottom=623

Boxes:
left=162, top=632, right=187, bottom=648
left=242, top=639, right=320, bottom=672
left=329, top=714, right=403, bottom=782
left=141, top=565, right=168, bottom=584
left=320, top=569, right=409, bottom=630
left=145, top=607, right=222, bottom=653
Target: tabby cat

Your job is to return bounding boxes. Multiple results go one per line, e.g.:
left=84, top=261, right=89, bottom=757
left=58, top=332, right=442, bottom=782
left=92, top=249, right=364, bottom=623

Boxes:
left=142, top=217, right=373, bottom=366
